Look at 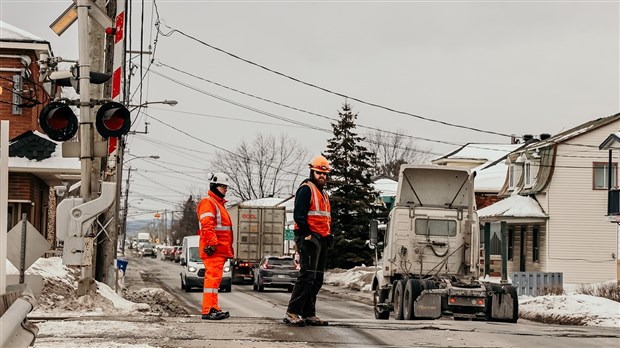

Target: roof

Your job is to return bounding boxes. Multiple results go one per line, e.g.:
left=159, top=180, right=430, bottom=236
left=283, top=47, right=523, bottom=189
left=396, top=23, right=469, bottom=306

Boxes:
left=599, top=132, right=620, bottom=150
left=522, top=113, right=620, bottom=152
left=372, top=177, right=397, bottom=197
left=8, top=131, right=80, bottom=186
left=434, top=143, right=522, bottom=193
left=0, top=21, right=46, bottom=42
left=0, top=20, right=52, bottom=57
left=234, top=197, right=292, bottom=207
left=478, top=194, right=548, bottom=219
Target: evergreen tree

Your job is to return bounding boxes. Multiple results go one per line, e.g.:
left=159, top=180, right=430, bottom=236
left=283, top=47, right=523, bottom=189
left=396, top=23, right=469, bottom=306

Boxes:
left=324, top=102, right=385, bottom=269
left=174, top=195, right=199, bottom=239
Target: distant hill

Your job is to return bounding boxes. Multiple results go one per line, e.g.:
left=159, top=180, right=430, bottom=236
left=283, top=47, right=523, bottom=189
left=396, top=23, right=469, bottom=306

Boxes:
left=125, top=219, right=152, bottom=237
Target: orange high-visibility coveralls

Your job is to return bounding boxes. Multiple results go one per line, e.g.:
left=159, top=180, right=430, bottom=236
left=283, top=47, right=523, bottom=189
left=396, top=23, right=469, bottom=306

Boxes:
left=196, top=190, right=234, bottom=314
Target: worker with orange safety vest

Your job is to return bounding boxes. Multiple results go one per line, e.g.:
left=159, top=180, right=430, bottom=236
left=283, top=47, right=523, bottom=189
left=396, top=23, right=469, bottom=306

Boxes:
left=283, top=155, right=333, bottom=326
left=196, top=172, right=234, bottom=320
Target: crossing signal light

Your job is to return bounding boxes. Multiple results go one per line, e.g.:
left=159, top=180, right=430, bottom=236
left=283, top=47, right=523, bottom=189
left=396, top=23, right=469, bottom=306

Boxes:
left=95, top=102, right=131, bottom=138
left=39, top=101, right=78, bottom=141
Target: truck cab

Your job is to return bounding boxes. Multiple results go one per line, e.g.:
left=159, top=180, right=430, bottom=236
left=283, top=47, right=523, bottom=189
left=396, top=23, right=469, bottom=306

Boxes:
left=371, top=165, right=518, bottom=322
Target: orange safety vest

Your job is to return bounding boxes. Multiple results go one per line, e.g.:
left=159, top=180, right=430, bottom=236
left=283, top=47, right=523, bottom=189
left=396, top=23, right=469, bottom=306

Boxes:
left=295, top=181, right=331, bottom=237
left=197, top=191, right=234, bottom=259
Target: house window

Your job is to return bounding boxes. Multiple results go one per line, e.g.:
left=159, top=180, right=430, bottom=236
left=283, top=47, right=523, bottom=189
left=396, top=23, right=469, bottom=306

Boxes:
left=524, top=162, right=531, bottom=187
left=593, top=162, right=618, bottom=190
left=508, top=227, right=514, bottom=260
left=533, top=225, right=540, bottom=262
left=509, top=165, right=515, bottom=188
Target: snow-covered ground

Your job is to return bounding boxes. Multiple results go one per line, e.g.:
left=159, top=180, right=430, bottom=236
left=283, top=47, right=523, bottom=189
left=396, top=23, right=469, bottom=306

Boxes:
left=6, top=258, right=620, bottom=335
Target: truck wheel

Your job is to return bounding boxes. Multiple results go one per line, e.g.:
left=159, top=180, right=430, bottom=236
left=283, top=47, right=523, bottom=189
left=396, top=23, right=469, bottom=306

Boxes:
left=374, top=287, right=389, bottom=320
left=403, top=279, right=423, bottom=320
left=393, top=279, right=407, bottom=320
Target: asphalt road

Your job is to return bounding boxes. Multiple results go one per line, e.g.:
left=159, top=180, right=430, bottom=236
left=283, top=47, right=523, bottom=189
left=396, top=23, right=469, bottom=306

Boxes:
left=30, top=252, right=620, bottom=348
left=102, top=253, right=620, bottom=348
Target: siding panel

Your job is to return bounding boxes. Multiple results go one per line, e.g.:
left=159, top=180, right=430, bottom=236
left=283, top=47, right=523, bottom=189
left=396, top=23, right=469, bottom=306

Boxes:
left=546, top=122, right=618, bottom=283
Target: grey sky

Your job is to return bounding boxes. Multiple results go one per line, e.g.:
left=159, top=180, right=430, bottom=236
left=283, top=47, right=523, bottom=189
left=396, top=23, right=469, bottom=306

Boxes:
left=2, top=1, right=619, bottom=222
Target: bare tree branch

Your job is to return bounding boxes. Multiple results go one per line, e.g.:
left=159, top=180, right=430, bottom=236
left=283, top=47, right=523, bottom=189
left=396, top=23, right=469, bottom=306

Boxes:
left=211, top=133, right=310, bottom=200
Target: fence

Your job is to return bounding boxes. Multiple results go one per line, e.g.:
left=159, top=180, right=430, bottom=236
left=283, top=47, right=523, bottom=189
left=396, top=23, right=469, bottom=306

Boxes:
left=512, top=272, right=563, bottom=296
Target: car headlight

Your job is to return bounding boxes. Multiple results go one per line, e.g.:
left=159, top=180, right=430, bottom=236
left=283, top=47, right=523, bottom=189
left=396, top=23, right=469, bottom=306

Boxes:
left=224, top=267, right=230, bottom=272
left=188, top=266, right=197, bottom=272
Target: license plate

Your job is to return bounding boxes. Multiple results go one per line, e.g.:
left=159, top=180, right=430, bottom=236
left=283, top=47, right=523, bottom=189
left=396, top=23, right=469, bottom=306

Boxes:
left=277, top=275, right=285, bottom=279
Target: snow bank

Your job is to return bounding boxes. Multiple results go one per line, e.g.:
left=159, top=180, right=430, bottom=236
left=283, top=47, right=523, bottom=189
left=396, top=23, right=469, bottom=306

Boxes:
left=23, top=257, right=149, bottom=316
left=519, top=294, right=620, bottom=327
left=324, top=266, right=375, bottom=292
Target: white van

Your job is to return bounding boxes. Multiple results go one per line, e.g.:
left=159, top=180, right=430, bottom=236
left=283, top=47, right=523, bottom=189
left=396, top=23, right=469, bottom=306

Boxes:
left=180, top=235, right=232, bottom=292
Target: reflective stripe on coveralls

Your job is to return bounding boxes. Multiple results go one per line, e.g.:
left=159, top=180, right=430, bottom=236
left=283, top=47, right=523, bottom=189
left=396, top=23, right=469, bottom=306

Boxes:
left=202, top=255, right=226, bottom=313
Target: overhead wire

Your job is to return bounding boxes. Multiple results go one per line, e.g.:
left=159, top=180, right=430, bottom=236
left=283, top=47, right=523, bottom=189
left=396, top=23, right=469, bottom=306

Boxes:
left=156, top=24, right=513, bottom=138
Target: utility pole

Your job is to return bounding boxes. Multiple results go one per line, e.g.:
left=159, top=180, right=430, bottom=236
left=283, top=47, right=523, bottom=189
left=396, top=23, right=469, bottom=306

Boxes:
left=76, top=0, right=96, bottom=296
left=95, top=0, right=117, bottom=290
left=120, top=166, right=132, bottom=255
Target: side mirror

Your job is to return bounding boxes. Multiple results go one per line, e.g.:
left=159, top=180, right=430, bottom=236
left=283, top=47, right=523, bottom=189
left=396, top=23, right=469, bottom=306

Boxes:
left=369, top=220, right=378, bottom=246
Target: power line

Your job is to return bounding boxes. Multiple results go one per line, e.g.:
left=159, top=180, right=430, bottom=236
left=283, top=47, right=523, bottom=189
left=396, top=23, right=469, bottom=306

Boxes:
left=157, top=24, right=512, bottom=138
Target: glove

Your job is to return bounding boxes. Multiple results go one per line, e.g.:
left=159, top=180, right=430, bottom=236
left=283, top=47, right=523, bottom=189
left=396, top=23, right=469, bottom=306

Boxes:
left=204, top=245, right=217, bottom=256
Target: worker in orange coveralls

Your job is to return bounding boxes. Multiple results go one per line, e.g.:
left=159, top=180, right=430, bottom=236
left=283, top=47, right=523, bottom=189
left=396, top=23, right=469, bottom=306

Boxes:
left=196, top=172, right=234, bottom=320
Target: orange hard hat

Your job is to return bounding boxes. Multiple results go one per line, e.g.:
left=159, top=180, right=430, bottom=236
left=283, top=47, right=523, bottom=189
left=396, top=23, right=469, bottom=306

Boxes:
left=309, top=155, right=331, bottom=173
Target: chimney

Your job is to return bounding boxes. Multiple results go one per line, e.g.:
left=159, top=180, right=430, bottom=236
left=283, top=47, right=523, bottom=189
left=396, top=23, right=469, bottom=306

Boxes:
left=510, top=134, right=520, bottom=144
left=523, top=134, right=534, bottom=142
left=540, top=133, right=551, bottom=140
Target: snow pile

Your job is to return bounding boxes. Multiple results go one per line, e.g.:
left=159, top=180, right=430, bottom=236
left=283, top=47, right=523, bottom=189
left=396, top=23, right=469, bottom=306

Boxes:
left=519, top=294, right=620, bottom=327
left=122, top=288, right=188, bottom=316
left=12, top=257, right=150, bottom=316
left=324, top=266, right=375, bottom=292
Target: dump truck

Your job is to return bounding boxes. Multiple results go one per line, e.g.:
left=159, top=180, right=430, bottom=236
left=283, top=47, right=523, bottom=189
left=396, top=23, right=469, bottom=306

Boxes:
left=228, top=204, right=286, bottom=284
left=370, top=164, right=518, bottom=322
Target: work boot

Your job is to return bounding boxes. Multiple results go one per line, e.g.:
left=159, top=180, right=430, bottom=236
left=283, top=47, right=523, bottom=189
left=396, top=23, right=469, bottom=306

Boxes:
left=304, top=316, right=329, bottom=326
left=202, top=308, right=227, bottom=320
left=282, top=311, right=305, bottom=326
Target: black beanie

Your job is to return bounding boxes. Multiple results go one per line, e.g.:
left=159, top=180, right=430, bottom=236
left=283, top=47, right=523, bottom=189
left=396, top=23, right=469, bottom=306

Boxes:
left=210, top=183, right=225, bottom=198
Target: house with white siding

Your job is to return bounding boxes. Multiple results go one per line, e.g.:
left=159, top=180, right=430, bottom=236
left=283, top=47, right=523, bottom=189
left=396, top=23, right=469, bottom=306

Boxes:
left=478, top=113, right=620, bottom=284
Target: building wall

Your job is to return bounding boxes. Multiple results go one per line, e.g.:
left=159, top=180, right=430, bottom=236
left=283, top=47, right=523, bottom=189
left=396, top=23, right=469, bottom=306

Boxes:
left=0, top=49, right=45, bottom=139
left=545, top=122, right=619, bottom=283
left=8, top=172, right=48, bottom=234
left=505, top=223, right=547, bottom=275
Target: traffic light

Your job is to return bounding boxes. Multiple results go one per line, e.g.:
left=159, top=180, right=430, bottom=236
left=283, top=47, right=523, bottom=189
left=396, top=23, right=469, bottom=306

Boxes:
left=95, top=101, right=131, bottom=138
left=39, top=101, right=78, bottom=141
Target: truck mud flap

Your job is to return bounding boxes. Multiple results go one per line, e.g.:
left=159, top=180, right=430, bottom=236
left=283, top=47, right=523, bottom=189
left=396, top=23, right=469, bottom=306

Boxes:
left=491, top=291, right=515, bottom=320
left=413, top=292, right=442, bottom=319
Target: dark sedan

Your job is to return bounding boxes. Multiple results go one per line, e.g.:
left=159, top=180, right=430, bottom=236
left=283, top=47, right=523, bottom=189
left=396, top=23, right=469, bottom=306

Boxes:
left=253, top=255, right=299, bottom=292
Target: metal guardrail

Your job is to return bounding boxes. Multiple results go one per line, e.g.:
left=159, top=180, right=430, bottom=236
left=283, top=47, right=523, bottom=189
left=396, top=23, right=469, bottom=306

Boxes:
left=0, top=286, right=38, bottom=347
left=512, top=272, right=563, bottom=296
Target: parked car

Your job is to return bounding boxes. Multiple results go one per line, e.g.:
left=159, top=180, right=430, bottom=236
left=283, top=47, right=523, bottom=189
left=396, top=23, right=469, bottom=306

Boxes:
left=253, top=255, right=299, bottom=292
left=161, top=246, right=175, bottom=261
left=173, top=246, right=182, bottom=262
left=139, top=243, right=157, bottom=258
left=159, top=246, right=171, bottom=260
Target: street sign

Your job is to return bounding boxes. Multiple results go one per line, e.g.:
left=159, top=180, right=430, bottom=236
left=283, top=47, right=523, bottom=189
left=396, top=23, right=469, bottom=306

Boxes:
left=50, top=0, right=113, bottom=36
left=285, top=228, right=294, bottom=241
left=50, top=4, right=78, bottom=36
left=7, top=220, right=51, bottom=270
